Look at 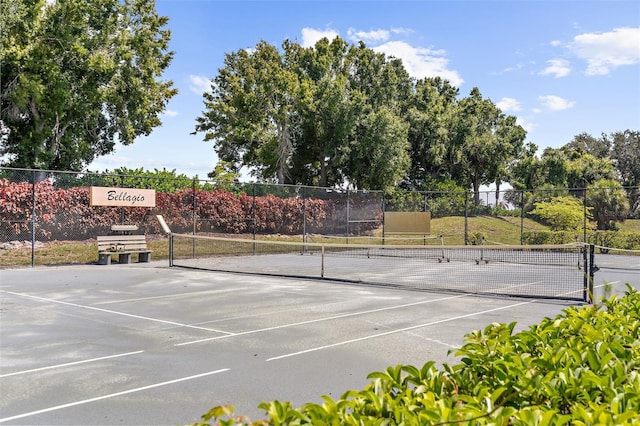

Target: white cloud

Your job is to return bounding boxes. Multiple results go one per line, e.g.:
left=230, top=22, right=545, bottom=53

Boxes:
left=162, top=110, right=178, bottom=118
left=538, top=95, right=576, bottom=111
left=301, top=27, right=339, bottom=48
left=189, top=74, right=212, bottom=95
left=502, top=63, right=524, bottom=73
left=347, top=28, right=390, bottom=43
left=496, top=97, right=522, bottom=112
left=550, top=40, right=562, bottom=47
left=568, top=27, right=640, bottom=75
left=373, top=41, right=464, bottom=86
left=390, top=27, right=413, bottom=36
left=539, top=59, right=571, bottom=78
left=516, top=116, right=534, bottom=133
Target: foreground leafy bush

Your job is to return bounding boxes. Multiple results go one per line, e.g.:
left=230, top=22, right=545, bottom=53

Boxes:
left=193, top=287, right=640, bottom=425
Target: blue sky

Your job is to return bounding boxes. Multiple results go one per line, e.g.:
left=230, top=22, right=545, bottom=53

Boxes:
left=89, top=0, right=640, bottom=181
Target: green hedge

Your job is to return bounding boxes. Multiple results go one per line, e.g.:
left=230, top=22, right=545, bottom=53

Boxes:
left=523, top=230, right=640, bottom=249
left=192, top=287, right=640, bottom=425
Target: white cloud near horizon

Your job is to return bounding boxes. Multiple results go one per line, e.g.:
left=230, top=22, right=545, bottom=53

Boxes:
left=373, top=41, right=464, bottom=86
left=568, top=27, right=640, bottom=75
left=301, top=27, right=339, bottom=47
left=539, top=59, right=572, bottom=78
left=496, top=97, right=522, bottom=112
left=538, top=95, right=576, bottom=111
left=189, top=74, right=213, bottom=95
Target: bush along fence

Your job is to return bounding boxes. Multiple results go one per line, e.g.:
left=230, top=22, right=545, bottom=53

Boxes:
left=1, top=167, right=638, bottom=267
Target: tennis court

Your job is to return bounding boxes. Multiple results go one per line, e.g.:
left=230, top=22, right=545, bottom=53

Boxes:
left=0, top=252, right=636, bottom=425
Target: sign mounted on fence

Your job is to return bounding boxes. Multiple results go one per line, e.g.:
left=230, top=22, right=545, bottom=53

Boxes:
left=383, top=211, right=431, bottom=235
left=90, top=187, right=156, bottom=207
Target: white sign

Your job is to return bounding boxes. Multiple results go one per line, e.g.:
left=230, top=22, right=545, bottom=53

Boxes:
left=90, top=187, right=156, bottom=207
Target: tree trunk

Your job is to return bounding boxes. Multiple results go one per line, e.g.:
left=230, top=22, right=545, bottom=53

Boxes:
left=473, top=176, right=480, bottom=205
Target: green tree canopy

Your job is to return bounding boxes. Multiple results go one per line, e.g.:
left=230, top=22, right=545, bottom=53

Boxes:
left=1, top=0, right=177, bottom=171
left=587, top=179, right=630, bottom=230
left=610, top=130, right=640, bottom=217
left=195, top=37, right=413, bottom=190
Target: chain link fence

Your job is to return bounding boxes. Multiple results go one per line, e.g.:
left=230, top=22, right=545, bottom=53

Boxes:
left=1, top=167, right=638, bottom=267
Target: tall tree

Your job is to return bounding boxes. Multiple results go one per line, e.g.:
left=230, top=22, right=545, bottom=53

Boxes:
left=1, top=0, right=176, bottom=171
left=289, top=37, right=362, bottom=187
left=196, top=36, right=414, bottom=189
left=405, top=77, right=459, bottom=189
left=565, top=132, right=611, bottom=159
left=587, top=179, right=630, bottom=230
left=610, top=130, right=640, bottom=216
left=452, top=88, right=526, bottom=204
left=348, top=107, right=410, bottom=190
left=194, top=41, right=304, bottom=184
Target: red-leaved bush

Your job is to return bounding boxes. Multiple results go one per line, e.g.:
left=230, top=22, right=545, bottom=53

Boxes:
left=0, top=179, right=379, bottom=241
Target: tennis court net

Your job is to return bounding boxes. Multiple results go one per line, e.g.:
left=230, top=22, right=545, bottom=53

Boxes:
left=170, top=233, right=591, bottom=302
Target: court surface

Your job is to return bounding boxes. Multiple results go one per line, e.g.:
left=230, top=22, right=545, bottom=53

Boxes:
left=0, top=261, right=636, bottom=425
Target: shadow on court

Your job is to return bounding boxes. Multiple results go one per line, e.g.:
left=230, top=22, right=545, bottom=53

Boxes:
left=0, top=263, right=635, bottom=425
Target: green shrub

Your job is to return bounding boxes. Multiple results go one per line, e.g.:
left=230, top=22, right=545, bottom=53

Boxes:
left=531, top=196, right=591, bottom=231
left=589, top=231, right=640, bottom=250
left=192, top=287, right=640, bottom=425
left=468, top=231, right=486, bottom=245
left=522, top=230, right=582, bottom=244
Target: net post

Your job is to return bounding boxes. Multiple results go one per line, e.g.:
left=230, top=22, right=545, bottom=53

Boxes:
left=588, top=244, right=596, bottom=303
left=321, top=245, right=325, bottom=278
left=520, top=190, right=524, bottom=245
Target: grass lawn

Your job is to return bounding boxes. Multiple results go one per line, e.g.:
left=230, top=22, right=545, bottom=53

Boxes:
left=620, top=219, right=640, bottom=232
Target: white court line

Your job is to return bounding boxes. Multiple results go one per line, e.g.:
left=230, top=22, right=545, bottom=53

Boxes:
left=266, top=300, right=533, bottom=361
left=175, top=293, right=468, bottom=346
left=0, top=290, right=234, bottom=335
left=0, top=368, right=230, bottom=423
left=91, top=287, right=250, bottom=305
left=0, top=350, right=145, bottom=378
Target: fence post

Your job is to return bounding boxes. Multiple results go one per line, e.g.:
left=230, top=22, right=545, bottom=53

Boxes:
left=119, top=175, right=125, bottom=225
left=382, top=191, right=386, bottom=245
left=583, top=187, right=588, bottom=243
left=302, top=187, right=307, bottom=246
left=464, top=191, right=469, bottom=245
left=169, top=233, right=174, bottom=267
left=252, top=184, right=256, bottom=255
left=31, top=170, right=36, bottom=267
left=346, top=189, right=350, bottom=242
left=191, top=179, right=196, bottom=258
left=192, top=179, right=197, bottom=235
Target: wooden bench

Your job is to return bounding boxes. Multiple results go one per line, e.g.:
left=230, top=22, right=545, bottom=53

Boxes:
left=97, top=235, right=151, bottom=265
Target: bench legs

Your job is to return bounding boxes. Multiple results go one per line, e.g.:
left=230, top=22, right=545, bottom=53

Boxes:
left=99, top=252, right=151, bottom=265
left=138, top=252, right=151, bottom=263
